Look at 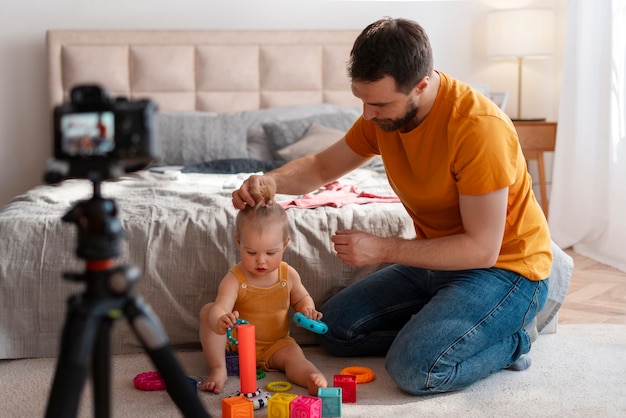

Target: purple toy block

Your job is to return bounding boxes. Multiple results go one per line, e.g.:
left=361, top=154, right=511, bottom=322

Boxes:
left=225, top=350, right=239, bottom=376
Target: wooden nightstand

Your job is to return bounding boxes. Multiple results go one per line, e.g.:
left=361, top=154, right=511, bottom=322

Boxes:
left=512, top=121, right=557, bottom=217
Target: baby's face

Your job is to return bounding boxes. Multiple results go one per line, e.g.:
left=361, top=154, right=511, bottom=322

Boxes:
left=237, top=224, right=287, bottom=279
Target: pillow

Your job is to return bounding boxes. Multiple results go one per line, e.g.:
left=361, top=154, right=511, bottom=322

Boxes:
left=181, top=158, right=285, bottom=174
left=157, top=112, right=249, bottom=166
left=277, top=123, right=345, bottom=161
left=262, top=111, right=360, bottom=160
left=245, top=104, right=360, bottom=160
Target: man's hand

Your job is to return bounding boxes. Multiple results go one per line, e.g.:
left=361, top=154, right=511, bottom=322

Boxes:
left=232, top=175, right=276, bottom=209
left=331, top=229, right=384, bottom=266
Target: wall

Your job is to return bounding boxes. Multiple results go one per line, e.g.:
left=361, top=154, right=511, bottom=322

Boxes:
left=0, top=0, right=565, bottom=206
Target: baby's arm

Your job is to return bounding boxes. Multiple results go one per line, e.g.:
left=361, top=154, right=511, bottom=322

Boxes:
left=288, top=266, right=322, bottom=320
left=208, top=272, right=241, bottom=334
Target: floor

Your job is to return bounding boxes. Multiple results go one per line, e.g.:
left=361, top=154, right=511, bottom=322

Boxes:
left=558, top=249, right=626, bottom=325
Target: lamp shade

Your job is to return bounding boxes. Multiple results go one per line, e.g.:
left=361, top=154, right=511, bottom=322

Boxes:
left=487, top=9, right=554, bottom=58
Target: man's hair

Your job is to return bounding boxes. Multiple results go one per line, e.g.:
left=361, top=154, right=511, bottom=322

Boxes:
left=235, top=203, right=290, bottom=241
left=348, top=17, right=434, bottom=94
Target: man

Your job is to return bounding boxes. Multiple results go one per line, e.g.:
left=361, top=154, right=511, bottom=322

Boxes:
left=232, top=17, right=551, bottom=395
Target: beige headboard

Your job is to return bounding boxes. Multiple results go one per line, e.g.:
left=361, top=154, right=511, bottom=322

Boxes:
left=46, top=30, right=361, bottom=112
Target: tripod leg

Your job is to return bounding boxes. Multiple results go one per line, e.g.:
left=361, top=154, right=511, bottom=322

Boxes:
left=46, top=295, right=102, bottom=418
left=92, top=317, right=113, bottom=418
left=125, top=296, right=210, bottom=418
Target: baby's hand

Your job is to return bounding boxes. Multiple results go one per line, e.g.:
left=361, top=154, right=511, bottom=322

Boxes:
left=217, top=311, right=239, bottom=334
left=299, top=308, right=323, bottom=321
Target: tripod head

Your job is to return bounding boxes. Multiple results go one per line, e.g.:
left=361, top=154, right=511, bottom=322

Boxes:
left=62, top=180, right=124, bottom=264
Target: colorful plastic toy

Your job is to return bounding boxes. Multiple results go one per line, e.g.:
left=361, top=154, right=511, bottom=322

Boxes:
left=290, top=395, right=322, bottom=418
left=228, top=322, right=272, bottom=410
left=268, top=393, right=298, bottom=418
left=292, top=312, right=328, bottom=334
left=339, top=366, right=375, bottom=383
left=333, top=374, right=357, bottom=403
left=221, top=396, right=253, bottom=418
left=226, top=318, right=250, bottom=345
left=225, top=351, right=239, bottom=376
left=318, top=387, right=342, bottom=417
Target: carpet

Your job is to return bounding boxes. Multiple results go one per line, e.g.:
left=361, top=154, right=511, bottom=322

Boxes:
left=0, top=324, right=624, bottom=417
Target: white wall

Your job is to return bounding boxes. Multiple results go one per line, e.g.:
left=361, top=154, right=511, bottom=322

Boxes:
left=0, top=0, right=565, bottom=206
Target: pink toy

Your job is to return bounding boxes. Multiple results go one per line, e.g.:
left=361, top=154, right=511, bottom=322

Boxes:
left=333, top=374, right=357, bottom=403
left=290, top=395, right=322, bottom=418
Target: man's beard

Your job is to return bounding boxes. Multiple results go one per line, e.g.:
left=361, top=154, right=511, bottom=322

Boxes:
left=372, top=101, right=419, bottom=132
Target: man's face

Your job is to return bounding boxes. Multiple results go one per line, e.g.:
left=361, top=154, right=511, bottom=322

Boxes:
left=351, top=75, right=419, bottom=132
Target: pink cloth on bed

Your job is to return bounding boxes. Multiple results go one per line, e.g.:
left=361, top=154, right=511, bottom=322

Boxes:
left=278, top=181, right=401, bottom=209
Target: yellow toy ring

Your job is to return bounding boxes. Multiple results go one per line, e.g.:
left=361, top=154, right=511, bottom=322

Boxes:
left=340, top=366, right=375, bottom=383
left=266, top=381, right=292, bottom=392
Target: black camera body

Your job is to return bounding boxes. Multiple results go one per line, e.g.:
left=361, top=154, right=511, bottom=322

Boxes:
left=47, top=85, right=159, bottom=183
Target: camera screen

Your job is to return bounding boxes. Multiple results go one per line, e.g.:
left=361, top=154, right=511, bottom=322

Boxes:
left=60, top=111, right=115, bottom=157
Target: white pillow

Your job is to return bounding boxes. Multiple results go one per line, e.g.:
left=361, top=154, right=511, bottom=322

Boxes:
left=276, top=123, right=345, bottom=161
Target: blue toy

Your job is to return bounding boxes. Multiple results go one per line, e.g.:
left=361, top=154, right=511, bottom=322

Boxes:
left=226, top=318, right=250, bottom=345
left=292, top=312, right=328, bottom=334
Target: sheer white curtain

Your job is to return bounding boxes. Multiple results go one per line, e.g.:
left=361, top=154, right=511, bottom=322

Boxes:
left=549, top=0, right=626, bottom=273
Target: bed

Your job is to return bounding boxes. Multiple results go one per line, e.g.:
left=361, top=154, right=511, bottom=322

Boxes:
left=0, top=29, right=572, bottom=360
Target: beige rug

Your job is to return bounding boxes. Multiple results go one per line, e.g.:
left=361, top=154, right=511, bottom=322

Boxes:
left=0, top=324, right=624, bottom=417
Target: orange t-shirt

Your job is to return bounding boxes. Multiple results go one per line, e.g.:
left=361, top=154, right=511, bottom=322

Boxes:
left=345, top=72, right=552, bottom=281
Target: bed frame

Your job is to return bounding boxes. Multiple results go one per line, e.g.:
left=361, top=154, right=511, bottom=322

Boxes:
left=46, top=29, right=361, bottom=111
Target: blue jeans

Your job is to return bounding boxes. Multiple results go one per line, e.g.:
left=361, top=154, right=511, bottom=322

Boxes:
left=316, top=265, right=548, bottom=395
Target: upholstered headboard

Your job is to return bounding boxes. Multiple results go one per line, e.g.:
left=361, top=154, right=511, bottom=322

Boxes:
left=46, top=30, right=361, bottom=112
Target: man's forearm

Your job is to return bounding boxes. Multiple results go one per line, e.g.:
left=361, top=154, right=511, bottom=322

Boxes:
left=268, top=155, right=329, bottom=196
left=380, top=234, right=499, bottom=271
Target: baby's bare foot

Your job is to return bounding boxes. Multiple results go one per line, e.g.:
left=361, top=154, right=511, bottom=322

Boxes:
left=199, top=367, right=228, bottom=394
left=307, top=372, right=328, bottom=396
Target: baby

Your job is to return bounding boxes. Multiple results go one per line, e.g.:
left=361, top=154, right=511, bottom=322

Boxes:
left=198, top=202, right=328, bottom=395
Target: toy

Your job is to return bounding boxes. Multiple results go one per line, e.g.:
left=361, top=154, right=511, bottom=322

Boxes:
left=228, top=322, right=272, bottom=410
left=290, top=395, right=322, bottom=418
left=292, top=312, right=328, bottom=334
left=339, top=366, right=375, bottom=383
left=267, top=393, right=298, bottom=418
left=317, top=387, right=342, bottom=417
left=333, top=374, right=357, bottom=403
left=221, top=396, right=253, bottom=418
left=226, top=318, right=250, bottom=345
left=225, top=351, right=239, bottom=376
left=266, top=381, right=292, bottom=392
left=133, top=372, right=197, bottom=392
left=133, top=371, right=166, bottom=391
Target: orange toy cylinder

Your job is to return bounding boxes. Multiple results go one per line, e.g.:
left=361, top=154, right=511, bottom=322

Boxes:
left=237, top=323, right=257, bottom=394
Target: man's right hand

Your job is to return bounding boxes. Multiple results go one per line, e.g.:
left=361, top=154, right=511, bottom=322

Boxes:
left=232, top=174, right=276, bottom=209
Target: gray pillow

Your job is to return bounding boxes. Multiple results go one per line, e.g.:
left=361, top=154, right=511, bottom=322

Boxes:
left=262, top=111, right=360, bottom=160
left=277, top=123, right=345, bottom=161
left=157, top=112, right=249, bottom=166
left=245, top=104, right=360, bottom=160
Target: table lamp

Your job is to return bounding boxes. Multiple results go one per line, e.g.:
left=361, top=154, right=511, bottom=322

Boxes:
left=487, top=9, right=554, bottom=120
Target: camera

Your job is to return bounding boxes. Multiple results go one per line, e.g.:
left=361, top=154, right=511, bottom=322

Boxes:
left=46, top=84, right=159, bottom=183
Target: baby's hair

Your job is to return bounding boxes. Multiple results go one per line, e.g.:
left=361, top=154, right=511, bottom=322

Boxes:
left=235, top=203, right=290, bottom=241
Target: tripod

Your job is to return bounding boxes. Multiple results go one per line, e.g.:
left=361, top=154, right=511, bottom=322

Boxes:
left=45, top=180, right=210, bottom=418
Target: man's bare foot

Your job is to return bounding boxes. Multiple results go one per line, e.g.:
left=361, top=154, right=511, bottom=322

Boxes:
left=199, top=367, right=228, bottom=394
left=307, top=372, right=328, bottom=396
